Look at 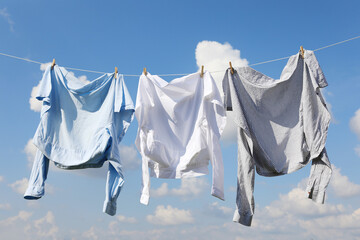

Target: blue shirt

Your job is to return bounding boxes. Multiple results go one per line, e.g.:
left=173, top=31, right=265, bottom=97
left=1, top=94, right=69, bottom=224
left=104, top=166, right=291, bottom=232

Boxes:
left=24, top=65, right=135, bottom=216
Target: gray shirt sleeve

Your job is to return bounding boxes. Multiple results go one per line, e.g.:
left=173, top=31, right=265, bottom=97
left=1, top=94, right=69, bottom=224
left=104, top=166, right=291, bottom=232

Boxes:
left=232, top=128, right=255, bottom=226
left=222, top=69, right=233, bottom=111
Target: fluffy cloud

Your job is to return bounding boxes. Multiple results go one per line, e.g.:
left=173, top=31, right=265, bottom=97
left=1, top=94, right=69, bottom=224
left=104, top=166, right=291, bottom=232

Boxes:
left=195, top=41, right=248, bottom=76
left=195, top=41, right=248, bottom=143
left=320, top=89, right=337, bottom=124
left=151, top=183, right=170, bottom=197
left=24, top=139, right=37, bottom=167
left=0, top=8, right=14, bottom=32
left=82, top=226, right=99, bottom=240
left=40, top=62, right=52, bottom=71
left=9, top=178, right=28, bottom=195
left=262, top=187, right=345, bottom=219
left=205, top=202, right=233, bottom=218
left=107, top=215, right=138, bottom=235
left=119, top=145, right=141, bottom=171
left=29, top=62, right=53, bottom=112
left=329, top=165, right=360, bottom=198
left=350, top=109, right=360, bottom=157
left=151, top=177, right=209, bottom=199
left=0, top=176, right=3, bottom=182
left=115, top=215, right=137, bottom=224
left=32, top=211, right=59, bottom=238
left=9, top=178, right=53, bottom=196
left=0, top=211, right=58, bottom=240
left=355, top=145, right=360, bottom=157
left=350, top=108, right=360, bottom=139
left=0, top=211, right=33, bottom=226
left=29, top=81, right=42, bottom=112
left=146, top=205, right=194, bottom=225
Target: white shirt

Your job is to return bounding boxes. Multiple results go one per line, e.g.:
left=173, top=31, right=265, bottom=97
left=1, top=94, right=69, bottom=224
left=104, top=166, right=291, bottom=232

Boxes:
left=135, top=71, right=226, bottom=205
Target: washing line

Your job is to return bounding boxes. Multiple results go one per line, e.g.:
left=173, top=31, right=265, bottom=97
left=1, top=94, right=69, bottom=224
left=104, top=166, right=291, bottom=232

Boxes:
left=0, top=35, right=359, bottom=77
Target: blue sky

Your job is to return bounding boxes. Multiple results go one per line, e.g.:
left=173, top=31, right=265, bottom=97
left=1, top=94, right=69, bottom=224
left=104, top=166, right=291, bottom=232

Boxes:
left=0, top=0, right=360, bottom=239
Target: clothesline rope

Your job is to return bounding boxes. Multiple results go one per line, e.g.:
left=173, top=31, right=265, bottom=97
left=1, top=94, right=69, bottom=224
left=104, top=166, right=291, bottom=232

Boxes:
left=1, top=35, right=360, bottom=77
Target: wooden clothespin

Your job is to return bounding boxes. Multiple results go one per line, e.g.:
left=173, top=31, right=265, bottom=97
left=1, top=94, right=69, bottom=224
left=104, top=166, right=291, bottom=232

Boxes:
left=51, top=58, right=56, bottom=70
left=114, top=67, right=118, bottom=79
left=143, top=67, right=147, bottom=76
left=300, top=46, right=305, bottom=59
left=200, top=65, right=204, bottom=78
left=229, top=61, right=234, bottom=75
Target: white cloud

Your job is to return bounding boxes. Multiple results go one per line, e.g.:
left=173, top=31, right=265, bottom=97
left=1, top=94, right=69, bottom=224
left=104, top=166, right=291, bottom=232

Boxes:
left=350, top=109, right=360, bottom=140
left=24, top=139, right=37, bottom=167
left=9, top=178, right=54, bottom=196
left=0, top=211, right=33, bottom=226
left=220, top=111, right=237, bottom=143
left=0, top=211, right=59, bottom=240
left=40, top=62, right=52, bottom=71
left=29, top=62, right=53, bottom=112
left=146, top=205, right=194, bottom=225
left=0, top=176, right=3, bottom=182
left=120, top=145, right=141, bottom=171
left=171, top=177, right=208, bottom=197
left=263, top=187, right=345, bottom=219
left=108, top=215, right=138, bottom=235
left=9, top=178, right=28, bottom=195
left=66, top=71, right=91, bottom=84
left=29, top=81, right=42, bottom=112
left=195, top=41, right=248, bottom=143
left=32, top=211, right=59, bottom=239
left=78, top=75, right=90, bottom=84
left=355, top=145, right=360, bottom=158
left=195, top=41, right=248, bottom=76
left=206, top=202, right=233, bottom=218
left=329, top=165, right=360, bottom=198
left=82, top=226, right=99, bottom=240
left=115, top=215, right=137, bottom=224
left=320, top=89, right=337, bottom=124
left=297, top=208, right=360, bottom=239
left=151, top=177, right=209, bottom=199
left=0, top=8, right=14, bottom=32
left=0, top=203, right=11, bottom=210
left=151, top=183, right=169, bottom=197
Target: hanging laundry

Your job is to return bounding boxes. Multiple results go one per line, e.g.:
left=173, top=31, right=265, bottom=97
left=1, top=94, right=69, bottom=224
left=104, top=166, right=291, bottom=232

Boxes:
left=223, top=49, right=332, bottom=226
left=135, top=71, right=226, bottom=205
left=24, top=65, right=135, bottom=216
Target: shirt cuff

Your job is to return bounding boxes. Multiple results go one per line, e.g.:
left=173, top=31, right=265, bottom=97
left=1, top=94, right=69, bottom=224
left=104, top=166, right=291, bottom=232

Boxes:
left=211, top=187, right=225, bottom=201
left=140, top=193, right=149, bottom=205
left=307, top=188, right=326, bottom=204
left=24, top=185, right=44, bottom=200
left=233, top=210, right=253, bottom=227
left=103, top=199, right=117, bottom=216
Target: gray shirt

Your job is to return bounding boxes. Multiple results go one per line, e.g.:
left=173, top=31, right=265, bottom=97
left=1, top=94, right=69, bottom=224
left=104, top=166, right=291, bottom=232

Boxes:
left=223, top=50, right=332, bottom=226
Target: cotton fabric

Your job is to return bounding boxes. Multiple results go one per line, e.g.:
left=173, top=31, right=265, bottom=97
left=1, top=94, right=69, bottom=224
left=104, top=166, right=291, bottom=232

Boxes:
left=135, top=71, right=226, bottom=205
left=24, top=65, right=135, bottom=216
left=223, top=50, right=332, bottom=226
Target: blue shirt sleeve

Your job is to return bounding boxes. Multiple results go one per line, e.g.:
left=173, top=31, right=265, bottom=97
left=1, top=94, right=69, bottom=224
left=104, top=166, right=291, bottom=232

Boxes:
left=36, top=65, right=52, bottom=101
